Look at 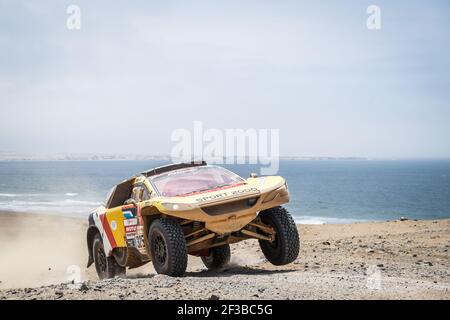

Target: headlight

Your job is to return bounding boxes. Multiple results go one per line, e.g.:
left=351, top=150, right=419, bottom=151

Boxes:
left=161, top=203, right=194, bottom=211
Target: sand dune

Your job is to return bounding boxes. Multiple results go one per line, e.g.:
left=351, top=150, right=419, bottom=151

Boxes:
left=0, top=211, right=449, bottom=299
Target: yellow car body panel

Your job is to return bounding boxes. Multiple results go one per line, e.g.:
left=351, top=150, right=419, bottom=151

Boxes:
left=104, top=206, right=127, bottom=247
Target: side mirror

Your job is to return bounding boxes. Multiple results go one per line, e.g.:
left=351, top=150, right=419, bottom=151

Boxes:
left=250, top=173, right=258, bottom=178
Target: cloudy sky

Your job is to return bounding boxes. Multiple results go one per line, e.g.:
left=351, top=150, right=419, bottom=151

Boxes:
left=1, top=0, right=449, bottom=158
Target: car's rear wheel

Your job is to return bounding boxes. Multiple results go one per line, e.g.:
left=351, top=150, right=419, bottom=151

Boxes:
left=258, top=206, right=300, bottom=265
left=201, top=244, right=231, bottom=270
left=93, top=233, right=126, bottom=279
left=149, top=218, right=188, bottom=276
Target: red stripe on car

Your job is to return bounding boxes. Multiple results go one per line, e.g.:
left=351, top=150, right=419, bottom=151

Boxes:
left=99, top=213, right=117, bottom=248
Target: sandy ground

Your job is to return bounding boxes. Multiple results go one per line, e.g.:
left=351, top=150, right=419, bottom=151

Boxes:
left=0, top=211, right=449, bottom=300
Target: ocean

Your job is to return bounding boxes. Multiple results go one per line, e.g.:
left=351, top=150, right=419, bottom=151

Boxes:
left=0, top=160, right=449, bottom=224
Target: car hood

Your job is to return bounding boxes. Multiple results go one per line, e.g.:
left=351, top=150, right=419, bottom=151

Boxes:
left=156, top=175, right=286, bottom=207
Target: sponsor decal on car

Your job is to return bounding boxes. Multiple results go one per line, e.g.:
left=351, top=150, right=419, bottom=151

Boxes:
left=126, top=234, right=145, bottom=249
left=195, top=187, right=259, bottom=202
left=123, top=211, right=134, bottom=219
left=231, top=188, right=259, bottom=195
left=124, top=218, right=138, bottom=226
left=125, top=225, right=137, bottom=233
left=126, top=233, right=136, bottom=240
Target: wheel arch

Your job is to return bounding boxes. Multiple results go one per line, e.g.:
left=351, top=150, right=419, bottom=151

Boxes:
left=140, top=205, right=193, bottom=257
left=141, top=206, right=164, bottom=232
left=140, top=206, right=166, bottom=254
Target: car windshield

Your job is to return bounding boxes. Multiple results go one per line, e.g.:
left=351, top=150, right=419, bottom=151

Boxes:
left=148, top=166, right=244, bottom=197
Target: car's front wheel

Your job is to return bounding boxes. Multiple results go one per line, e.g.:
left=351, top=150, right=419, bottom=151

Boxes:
left=148, top=218, right=188, bottom=276
left=258, top=206, right=300, bottom=265
left=93, top=233, right=126, bottom=279
left=201, top=244, right=231, bottom=270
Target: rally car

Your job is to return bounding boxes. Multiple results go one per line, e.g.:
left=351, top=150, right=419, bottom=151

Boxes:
left=87, top=162, right=300, bottom=278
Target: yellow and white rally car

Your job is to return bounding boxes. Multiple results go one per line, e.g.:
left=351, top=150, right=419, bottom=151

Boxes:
left=87, top=162, right=300, bottom=278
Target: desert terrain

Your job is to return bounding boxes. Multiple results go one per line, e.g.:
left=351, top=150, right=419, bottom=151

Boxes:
left=0, top=211, right=449, bottom=299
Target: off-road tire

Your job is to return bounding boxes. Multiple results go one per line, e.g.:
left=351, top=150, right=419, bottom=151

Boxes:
left=258, top=206, right=300, bottom=265
left=149, top=218, right=188, bottom=276
left=93, top=233, right=126, bottom=279
left=201, top=244, right=231, bottom=270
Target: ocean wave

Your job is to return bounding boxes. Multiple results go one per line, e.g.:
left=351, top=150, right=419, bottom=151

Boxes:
left=0, top=193, right=45, bottom=197
left=294, top=216, right=365, bottom=225
left=0, top=193, right=80, bottom=198
left=0, top=199, right=100, bottom=206
left=0, top=198, right=101, bottom=215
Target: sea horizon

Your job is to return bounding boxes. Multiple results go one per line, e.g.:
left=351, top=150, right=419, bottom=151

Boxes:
left=1, top=151, right=450, bottom=162
left=0, top=159, right=449, bottom=224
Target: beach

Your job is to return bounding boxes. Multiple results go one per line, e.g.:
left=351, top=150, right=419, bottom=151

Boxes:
left=0, top=211, right=449, bottom=300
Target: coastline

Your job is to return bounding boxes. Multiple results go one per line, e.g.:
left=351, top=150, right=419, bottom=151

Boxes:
left=0, top=210, right=449, bottom=299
